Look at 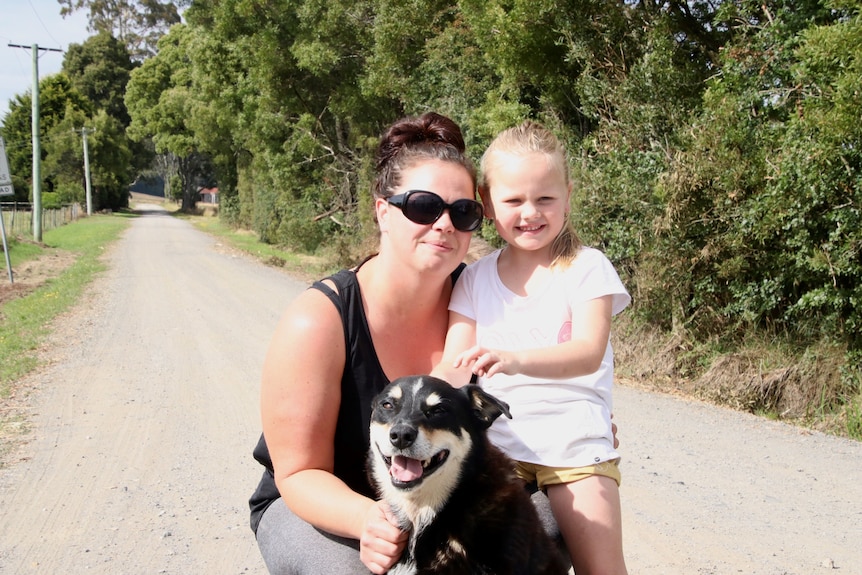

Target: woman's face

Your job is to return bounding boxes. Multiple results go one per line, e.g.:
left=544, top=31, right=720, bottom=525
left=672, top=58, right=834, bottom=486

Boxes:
left=377, top=159, right=476, bottom=275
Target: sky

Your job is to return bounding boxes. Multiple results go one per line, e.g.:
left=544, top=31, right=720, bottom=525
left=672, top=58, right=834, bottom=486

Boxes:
left=1, top=0, right=92, bottom=121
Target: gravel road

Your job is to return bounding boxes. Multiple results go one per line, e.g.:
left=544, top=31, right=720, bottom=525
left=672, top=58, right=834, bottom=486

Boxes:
left=1, top=203, right=860, bottom=574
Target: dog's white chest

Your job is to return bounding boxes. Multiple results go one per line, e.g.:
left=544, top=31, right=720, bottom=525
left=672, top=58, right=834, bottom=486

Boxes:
left=388, top=561, right=417, bottom=575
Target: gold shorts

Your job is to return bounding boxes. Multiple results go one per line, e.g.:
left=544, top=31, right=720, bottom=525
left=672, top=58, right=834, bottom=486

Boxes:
left=514, top=458, right=621, bottom=490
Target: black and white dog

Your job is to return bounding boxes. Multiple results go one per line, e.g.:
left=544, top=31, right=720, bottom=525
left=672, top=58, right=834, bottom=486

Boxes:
left=368, top=375, right=568, bottom=575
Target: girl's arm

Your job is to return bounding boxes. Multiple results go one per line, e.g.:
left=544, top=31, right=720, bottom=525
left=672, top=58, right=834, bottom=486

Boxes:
left=454, top=295, right=613, bottom=380
left=260, top=288, right=407, bottom=573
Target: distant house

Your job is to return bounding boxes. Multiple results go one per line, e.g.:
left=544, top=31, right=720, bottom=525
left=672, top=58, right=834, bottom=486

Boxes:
left=198, top=187, right=219, bottom=204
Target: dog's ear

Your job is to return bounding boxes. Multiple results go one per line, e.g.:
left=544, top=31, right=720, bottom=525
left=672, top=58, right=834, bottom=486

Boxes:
left=463, top=384, right=512, bottom=429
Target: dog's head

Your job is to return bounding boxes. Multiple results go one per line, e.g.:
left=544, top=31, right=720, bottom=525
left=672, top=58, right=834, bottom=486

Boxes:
left=369, top=375, right=511, bottom=496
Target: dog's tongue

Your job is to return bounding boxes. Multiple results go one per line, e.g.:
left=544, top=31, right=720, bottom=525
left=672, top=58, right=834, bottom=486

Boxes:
left=390, top=455, right=423, bottom=482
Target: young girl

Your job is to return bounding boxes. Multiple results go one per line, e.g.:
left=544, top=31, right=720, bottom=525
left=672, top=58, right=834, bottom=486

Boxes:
left=437, top=121, right=630, bottom=575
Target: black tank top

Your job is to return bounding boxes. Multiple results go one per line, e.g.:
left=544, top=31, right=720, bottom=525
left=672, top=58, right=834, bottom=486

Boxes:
left=248, top=260, right=465, bottom=533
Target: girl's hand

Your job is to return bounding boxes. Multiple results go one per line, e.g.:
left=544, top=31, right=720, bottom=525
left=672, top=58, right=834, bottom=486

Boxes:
left=454, top=345, right=520, bottom=378
left=359, top=501, right=409, bottom=574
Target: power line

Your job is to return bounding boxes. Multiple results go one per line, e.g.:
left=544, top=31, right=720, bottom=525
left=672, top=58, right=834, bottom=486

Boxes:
left=24, top=0, right=64, bottom=47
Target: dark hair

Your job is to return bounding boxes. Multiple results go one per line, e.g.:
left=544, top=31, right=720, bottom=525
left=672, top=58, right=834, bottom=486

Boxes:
left=373, top=112, right=476, bottom=199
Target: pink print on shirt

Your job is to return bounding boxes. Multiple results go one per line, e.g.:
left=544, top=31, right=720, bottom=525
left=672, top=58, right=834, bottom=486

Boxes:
left=558, top=321, right=572, bottom=343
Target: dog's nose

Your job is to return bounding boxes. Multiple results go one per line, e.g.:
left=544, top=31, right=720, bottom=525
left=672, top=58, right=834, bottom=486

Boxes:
left=389, top=424, right=417, bottom=449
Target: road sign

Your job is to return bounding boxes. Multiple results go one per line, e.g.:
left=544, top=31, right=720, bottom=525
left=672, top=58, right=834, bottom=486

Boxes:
left=0, top=136, right=14, bottom=197
left=0, top=137, right=12, bottom=282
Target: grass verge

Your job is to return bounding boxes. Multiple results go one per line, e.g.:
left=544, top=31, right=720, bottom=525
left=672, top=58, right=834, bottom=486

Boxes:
left=181, top=214, right=335, bottom=281
left=1, top=237, right=43, bottom=269
left=0, top=214, right=132, bottom=392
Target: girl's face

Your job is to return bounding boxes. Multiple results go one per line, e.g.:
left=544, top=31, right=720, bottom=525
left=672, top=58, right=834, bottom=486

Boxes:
left=377, top=159, right=476, bottom=274
left=482, top=152, right=571, bottom=256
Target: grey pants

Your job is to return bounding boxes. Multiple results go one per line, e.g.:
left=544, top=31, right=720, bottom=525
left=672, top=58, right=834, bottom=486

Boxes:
left=255, top=493, right=568, bottom=575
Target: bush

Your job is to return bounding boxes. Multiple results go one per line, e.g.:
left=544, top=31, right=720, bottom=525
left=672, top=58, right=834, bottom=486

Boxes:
left=40, top=192, right=63, bottom=209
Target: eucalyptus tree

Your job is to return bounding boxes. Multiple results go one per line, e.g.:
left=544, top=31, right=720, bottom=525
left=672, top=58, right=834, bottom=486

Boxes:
left=58, top=0, right=183, bottom=60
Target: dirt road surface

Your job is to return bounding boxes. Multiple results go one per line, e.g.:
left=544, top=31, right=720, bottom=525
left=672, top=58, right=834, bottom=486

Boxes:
left=1, top=203, right=861, bottom=574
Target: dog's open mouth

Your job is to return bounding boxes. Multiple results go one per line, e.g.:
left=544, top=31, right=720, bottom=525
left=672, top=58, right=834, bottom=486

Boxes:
left=382, top=450, right=449, bottom=487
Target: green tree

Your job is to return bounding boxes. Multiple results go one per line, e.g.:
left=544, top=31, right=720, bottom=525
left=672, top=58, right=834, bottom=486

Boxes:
left=459, top=0, right=643, bottom=134
left=63, top=32, right=153, bottom=178
left=44, top=108, right=132, bottom=210
left=183, top=0, right=395, bottom=248
left=0, top=74, right=91, bottom=202
left=126, top=24, right=208, bottom=210
left=771, top=0, right=862, bottom=355
left=649, top=0, right=854, bottom=345
left=41, top=104, right=89, bottom=206
left=63, top=32, right=137, bottom=127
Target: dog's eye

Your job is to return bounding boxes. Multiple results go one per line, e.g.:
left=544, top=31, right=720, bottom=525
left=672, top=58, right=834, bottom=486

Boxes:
left=424, top=405, right=446, bottom=418
left=380, top=400, right=394, bottom=410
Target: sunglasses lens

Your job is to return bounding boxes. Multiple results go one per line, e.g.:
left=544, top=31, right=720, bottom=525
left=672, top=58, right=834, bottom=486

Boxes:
left=403, top=192, right=443, bottom=225
left=450, top=200, right=483, bottom=232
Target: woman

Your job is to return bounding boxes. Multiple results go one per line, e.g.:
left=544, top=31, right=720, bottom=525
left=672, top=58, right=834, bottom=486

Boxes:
left=249, top=112, right=485, bottom=574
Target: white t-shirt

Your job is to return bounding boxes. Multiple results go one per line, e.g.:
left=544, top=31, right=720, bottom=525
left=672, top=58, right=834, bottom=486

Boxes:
left=449, top=247, right=631, bottom=467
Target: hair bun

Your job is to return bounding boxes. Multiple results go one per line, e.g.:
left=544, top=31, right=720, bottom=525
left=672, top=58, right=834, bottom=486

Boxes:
left=376, top=112, right=465, bottom=171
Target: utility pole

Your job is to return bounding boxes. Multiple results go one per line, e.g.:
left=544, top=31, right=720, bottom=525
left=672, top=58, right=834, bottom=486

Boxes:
left=8, top=43, right=63, bottom=242
left=75, top=127, right=96, bottom=215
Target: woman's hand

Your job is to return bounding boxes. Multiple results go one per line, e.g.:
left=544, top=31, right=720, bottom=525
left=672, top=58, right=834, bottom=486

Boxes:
left=359, top=501, right=409, bottom=574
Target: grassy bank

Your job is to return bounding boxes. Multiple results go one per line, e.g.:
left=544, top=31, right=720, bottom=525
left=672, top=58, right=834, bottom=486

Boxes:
left=613, top=315, right=862, bottom=441
left=0, top=214, right=133, bottom=391
left=184, top=213, right=335, bottom=282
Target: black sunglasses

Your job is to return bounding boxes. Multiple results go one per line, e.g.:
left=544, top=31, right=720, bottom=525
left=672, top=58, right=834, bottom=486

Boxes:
left=387, top=190, right=483, bottom=232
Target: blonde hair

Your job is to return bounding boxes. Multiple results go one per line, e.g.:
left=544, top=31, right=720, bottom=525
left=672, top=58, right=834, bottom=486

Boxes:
left=480, top=121, right=582, bottom=268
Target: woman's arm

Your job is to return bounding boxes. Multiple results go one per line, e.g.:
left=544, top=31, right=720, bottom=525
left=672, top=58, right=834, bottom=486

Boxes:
left=259, top=288, right=406, bottom=572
